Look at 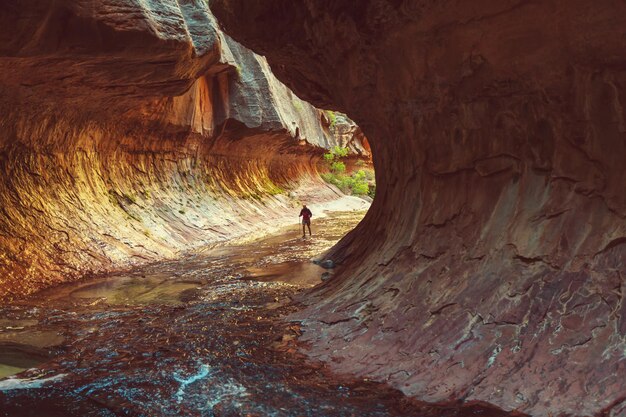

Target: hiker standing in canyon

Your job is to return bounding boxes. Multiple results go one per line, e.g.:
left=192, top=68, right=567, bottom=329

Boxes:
left=299, top=204, right=313, bottom=238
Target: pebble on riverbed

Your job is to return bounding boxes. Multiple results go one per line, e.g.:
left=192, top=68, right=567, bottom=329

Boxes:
left=314, top=259, right=335, bottom=269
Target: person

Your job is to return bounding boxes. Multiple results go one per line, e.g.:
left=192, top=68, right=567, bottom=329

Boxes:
left=299, top=204, right=313, bottom=237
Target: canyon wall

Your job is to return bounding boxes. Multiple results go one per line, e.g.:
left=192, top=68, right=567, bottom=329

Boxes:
left=212, top=1, right=626, bottom=415
left=0, top=1, right=362, bottom=301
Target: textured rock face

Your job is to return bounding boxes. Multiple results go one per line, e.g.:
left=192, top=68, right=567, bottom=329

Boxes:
left=322, top=111, right=371, bottom=157
left=212, top=1, right=626, bottom=415
left=0, top=2, right=356, bottom=300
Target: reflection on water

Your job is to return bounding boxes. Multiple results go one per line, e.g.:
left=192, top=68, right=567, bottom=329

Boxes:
left=0, top=317, right=63, bottom=380
left=0, top=364, right=25, bottom=379
left=30, top=211, right=365, bottom=308
left=69, top=276, right=202, bottom=305
left=0, top=343, right=49, bottom=379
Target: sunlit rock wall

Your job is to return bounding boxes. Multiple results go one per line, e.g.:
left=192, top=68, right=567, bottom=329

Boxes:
left=0, top=1, right=360, bottom=301
left=212, top=1, right=626, bottom=415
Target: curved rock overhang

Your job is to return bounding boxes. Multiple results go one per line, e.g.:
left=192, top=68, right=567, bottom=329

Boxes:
left=211, top=1, right=626, bottom=415
left=0, top=1, right=368, bottom=301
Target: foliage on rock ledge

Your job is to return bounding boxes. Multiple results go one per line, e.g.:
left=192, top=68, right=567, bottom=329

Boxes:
left=321, top=146, right=374, bottom=197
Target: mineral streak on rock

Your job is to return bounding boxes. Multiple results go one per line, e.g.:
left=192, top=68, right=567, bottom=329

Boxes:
left=211, top=1, right=626, bottom=415
left=0, top=2, right=367, bottom=301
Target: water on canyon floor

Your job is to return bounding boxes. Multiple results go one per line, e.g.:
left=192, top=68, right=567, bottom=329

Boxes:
left=0, top=210, right=518, bottom=417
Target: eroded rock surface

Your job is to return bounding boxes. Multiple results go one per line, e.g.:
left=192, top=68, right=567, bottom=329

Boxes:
left=322, top=111, right=371, bottom=157
left=212, top=1, right=626, bottom=415
left=0, top=2, right=364, bottom=301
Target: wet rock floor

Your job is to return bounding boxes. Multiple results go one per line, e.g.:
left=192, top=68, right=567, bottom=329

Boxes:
left=0, top=211, right=519, bottom=417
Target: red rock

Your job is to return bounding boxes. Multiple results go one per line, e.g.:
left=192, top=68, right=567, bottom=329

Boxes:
left=212, top=1, right=626, bottom=415
left=0, top=3, right=366, bottom=301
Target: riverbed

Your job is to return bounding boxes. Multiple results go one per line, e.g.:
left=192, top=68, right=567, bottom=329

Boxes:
left=0, top=210, right=516, bottom=417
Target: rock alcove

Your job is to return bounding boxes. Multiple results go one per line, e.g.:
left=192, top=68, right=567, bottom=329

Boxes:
left=0, top=1, right=624, bottom=416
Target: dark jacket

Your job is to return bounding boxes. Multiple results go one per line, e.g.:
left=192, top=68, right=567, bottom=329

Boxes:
left=299, top=208, right=312, bottom=220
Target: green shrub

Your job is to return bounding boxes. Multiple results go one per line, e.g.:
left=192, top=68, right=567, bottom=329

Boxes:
left=353, top=169, right=367, bottom=181
left=320, top=172, right=335, bottom=184
left=349, top=170, right=369, bottom=195
left=330, top=145, right=349, bottom=158
left=321, top=170, right=369, bottom=196
left=325, top=110, right=337, bottom=128
left=320, top=145, right=373, bottom=197
left=337, top=175, right=353, bottom=191
left=330, top=161, right=346, bottom=174
left=351, top=180, right=369, bottom=195
left=323, top=146, right=349, bottom=162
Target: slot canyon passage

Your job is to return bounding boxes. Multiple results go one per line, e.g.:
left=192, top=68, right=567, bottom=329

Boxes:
left=0, top=1, right=625, bottom=416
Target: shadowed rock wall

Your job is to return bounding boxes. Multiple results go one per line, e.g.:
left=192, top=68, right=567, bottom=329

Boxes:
left=0, top=1, right=365, bottom=301
left=212, top=1, right=626, bottom=415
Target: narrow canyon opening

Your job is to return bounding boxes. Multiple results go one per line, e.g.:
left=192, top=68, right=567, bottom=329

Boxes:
left=1, top=1, right=625, bottom=417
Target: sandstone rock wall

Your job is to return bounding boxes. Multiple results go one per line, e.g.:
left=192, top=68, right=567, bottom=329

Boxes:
left=321, top=111, right=371, bottom=157
left=212, top=1, right=626, bottom=415
left=0, top=2, right=357, bottom=301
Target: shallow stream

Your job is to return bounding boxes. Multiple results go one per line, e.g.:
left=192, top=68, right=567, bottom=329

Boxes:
left=0, top=210, right=516, bottom=417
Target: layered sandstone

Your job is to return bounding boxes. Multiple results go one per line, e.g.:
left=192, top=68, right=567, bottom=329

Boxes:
left=212, top=1, right=626, bottom=415
left=0, top=1, right=361, bottom=301
left=322, top=111, right=371, bottom=157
